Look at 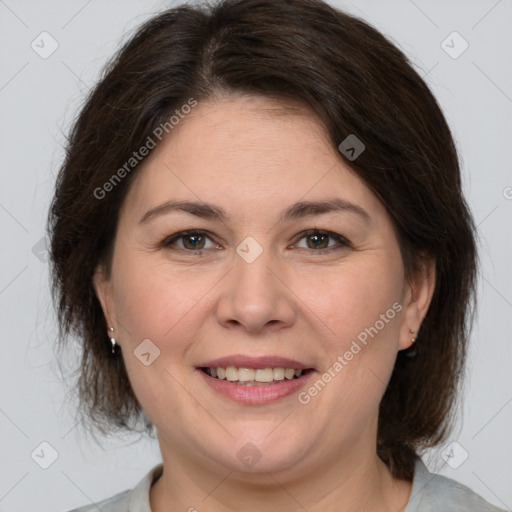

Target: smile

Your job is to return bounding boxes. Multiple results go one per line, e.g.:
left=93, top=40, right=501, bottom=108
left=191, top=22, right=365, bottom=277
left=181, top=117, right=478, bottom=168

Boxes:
left=198, top=365, right=315, bottom=404
left=202, top=366, right=305, bottom=384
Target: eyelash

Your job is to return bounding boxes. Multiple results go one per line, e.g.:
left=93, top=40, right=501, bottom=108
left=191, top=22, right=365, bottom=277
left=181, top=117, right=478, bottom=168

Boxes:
left=160, top=229, right=351, bottom=255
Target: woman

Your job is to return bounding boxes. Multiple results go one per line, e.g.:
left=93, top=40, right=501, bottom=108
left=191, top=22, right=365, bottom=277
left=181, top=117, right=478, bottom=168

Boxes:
left=48, top=0, right=505, bottom=510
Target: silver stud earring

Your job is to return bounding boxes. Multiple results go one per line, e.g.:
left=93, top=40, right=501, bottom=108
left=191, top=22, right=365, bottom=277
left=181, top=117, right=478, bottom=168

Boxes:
left=109, top=327, right=117, bottom=354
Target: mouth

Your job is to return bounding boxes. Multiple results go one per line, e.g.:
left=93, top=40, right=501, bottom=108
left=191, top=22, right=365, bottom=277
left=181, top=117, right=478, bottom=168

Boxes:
left=196, top=357, right=316, bottom=404
left=199, top=366, right=314, bottom=385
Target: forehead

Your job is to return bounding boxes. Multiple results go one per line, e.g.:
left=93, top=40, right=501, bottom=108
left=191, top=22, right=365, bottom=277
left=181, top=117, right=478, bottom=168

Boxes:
left=119, top=95, right=386, bottom=226
left=149, top=94, right=335, bottom=173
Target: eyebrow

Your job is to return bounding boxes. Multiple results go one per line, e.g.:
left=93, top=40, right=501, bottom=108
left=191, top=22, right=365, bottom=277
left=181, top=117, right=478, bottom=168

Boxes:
left=139, top=198, right=371, bottom=225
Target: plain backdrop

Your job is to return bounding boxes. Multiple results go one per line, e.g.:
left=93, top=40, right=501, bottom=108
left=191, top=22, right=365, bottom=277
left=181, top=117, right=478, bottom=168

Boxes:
left=0, top=1, right=511, bottom=511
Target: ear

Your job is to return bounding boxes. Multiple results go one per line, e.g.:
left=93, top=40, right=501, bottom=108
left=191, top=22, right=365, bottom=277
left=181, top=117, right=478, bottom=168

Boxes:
left=92, top=263, right=116, bottom=330
left=398, top=256, right=436, bottom=350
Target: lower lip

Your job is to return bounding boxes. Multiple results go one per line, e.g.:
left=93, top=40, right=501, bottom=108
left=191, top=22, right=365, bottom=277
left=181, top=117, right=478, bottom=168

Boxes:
left=198, top=369, right=314, bottom=405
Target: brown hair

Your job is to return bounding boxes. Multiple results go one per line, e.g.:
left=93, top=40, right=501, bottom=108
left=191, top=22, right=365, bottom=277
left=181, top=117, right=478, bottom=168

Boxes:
left=48, top=0, right=477, bottom=479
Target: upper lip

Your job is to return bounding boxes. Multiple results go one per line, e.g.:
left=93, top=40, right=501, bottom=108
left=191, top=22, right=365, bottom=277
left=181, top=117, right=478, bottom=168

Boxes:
left=198, top=355, right=313, bottom=370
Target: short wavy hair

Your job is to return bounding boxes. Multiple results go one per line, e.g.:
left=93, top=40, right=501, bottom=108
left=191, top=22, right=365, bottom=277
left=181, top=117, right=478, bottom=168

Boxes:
left=48, top=0, right=478, bottom=479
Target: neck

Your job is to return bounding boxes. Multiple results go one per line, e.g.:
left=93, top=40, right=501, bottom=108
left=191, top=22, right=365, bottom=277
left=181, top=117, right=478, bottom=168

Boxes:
left=150, top=437, right=412, bottom=512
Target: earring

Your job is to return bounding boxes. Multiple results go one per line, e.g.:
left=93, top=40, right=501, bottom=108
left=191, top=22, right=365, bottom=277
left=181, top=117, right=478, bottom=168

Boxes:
left=404, top=327, right=418, bottom=359
left=109, top=327, right=117, bottom=354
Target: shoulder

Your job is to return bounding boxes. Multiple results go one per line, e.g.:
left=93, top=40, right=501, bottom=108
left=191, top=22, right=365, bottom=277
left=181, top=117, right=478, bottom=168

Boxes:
left=65, top=489, right=130, bottom=512
left=406, top=458, right=508, bottom=512
left=64, top=463, right=163, bottom=512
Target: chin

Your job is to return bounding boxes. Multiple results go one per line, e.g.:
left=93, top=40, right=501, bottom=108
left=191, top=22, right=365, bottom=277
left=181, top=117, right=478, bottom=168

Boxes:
left=209, top=433, right=311, bottom=476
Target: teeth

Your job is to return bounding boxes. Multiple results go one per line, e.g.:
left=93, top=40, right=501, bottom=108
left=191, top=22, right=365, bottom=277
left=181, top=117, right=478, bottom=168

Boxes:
left=273, top=367, right=285, bottom=381
left=205, top=366, right=304, bottom=383
left=255, top=368, right=274, bottom=382
left=225, top=366, right=238, bottom=381
left=238, top=367, right=255, bottom=382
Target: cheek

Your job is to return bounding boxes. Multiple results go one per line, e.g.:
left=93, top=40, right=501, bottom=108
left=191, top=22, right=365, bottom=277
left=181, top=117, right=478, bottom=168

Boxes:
left=295, top=261, right=404, bottom=421
left=111, top=252, right=212, bottom=344
left=300, top=257, right=404, bottom=354
left=109, top=256, right=212, bottom=429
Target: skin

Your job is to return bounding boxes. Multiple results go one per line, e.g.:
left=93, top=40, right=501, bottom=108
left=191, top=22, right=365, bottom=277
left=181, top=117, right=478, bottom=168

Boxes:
left=93, top=94, right=435, bottom=512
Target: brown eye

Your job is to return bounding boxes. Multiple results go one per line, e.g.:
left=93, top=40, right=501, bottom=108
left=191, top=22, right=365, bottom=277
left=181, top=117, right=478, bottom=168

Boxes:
left=162, top=230, right=217, bottom=252
left=306, top=232, right=329, bottom=249
left=294, top=230, right=350, bottom=253
left=181, top=233, right=206, bottom=250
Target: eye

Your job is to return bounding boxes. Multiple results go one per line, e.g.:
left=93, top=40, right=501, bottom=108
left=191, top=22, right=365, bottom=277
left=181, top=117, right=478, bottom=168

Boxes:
left=292, top=229, right=351, bottom=253
left=161, top=230, right=219, bottom=252
left=161, top=228, right=351, bottom=254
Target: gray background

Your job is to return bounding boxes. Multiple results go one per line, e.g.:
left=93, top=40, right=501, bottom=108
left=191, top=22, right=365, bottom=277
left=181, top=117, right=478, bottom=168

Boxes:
left=0, top=0, right=511, bottom=511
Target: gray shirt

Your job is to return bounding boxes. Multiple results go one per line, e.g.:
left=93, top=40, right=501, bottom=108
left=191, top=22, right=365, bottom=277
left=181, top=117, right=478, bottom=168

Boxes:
left=67, top=458, right=507, bottom=511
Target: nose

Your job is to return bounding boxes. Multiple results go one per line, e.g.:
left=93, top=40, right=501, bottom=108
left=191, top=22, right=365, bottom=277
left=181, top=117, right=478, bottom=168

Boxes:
left=215, top=247, right=297, bottom=334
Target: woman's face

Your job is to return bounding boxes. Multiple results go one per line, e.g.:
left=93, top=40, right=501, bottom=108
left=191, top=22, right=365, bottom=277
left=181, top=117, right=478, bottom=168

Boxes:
left=94, top=95, right=433, bottom=478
